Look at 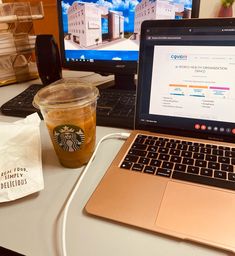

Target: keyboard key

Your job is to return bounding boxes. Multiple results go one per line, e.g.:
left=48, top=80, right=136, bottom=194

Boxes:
left=200, top=147, right=211, bottom=154
left=186, top=141, right=193, bottom=145
left=195, top=160, right=207, bottom=168
left=120, top=161, right=132, bottom=169
left=170, top=155, right=181, bottom=163
left=188, top=146, right=199, bottom=152
left=200, top=168, right=213, bottom=177
left=150, top=159, right=161, bottom=167
left=181, top=151, right=192, bottom=157
left=132, top=163, right=144, bottom=172
left=181, top=140, right=193, bottom=145
left=221, top=164, right=233, bottom=172
left=208, top=162, right=220, bottom=170
left=145, top=139, right=155, bottom=145
left=177, top=144, right=188, bottom=150
left=174, top=163, right=186, bottom=172
left=169, top=149, right=180, bottom=156
left=166, top=142, right=177, bottom=149
left=97, top=108, right=111, bottom=115
left=136, top=135, right=147, bottom=140
left=156, top=168, right=172, bottom=177
left=147, top=152, right=158, bottom=159
left=212, top=149, right=224, bottom=156
left=151, top=136, right=159, bottom=140
left=218, top=156, right=230, bottom=164
left=206, top=154, right=217, bottom=162
left=144, top=166, right=156, bottom=174
left=161, top=138, right=169, bottom=141
left=173, top=171, right=235, bottom=191
left=135, top=137, right=145, bottom=144
left=219, top=146, right=230, bottom=150
left=158, top=147, right=169, bottom=154
left=206, top=144, right=217, bottom=149
left=155, top=141, right=166, bottom=147
left=132, top=143, right=148, bottom=150
left=147, top=146, right=158, bottom=152
left=158, top=154, right=170, bottom=161
left=138, top=157, right=150, bottom=165
left=128, top=149, right=147, bottom=157
left=214, top=171, right=227, bottom=179
left=111, top=109, right=122, bottom=117
left=228, top=173, right=235, bottom=181
left=225, top=150, right=235, bottom=157
left=124, top=155, right=138, bottom=163
left=162, top=162, right=174, bottom=170
left=193, top=153, right=204, bottom=160
left=187, top=166, right=199, bottom=174
left=182, top=158, right=194, bottom=165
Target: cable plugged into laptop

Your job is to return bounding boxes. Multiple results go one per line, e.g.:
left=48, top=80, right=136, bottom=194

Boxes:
left=60, top=132, right=130, bottom=256
left=116, top=132, right=131, bottom=140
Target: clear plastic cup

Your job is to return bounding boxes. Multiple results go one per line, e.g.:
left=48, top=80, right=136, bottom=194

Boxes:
left=33, top=78, right=99, bottom=168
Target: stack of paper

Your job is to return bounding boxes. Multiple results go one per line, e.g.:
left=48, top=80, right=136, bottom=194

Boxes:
left=0, top=2, right=44, bottom=86
left=0, top=32, right=36, bottom=84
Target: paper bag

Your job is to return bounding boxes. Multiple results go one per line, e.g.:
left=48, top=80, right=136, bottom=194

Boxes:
left=0, top=113, right=44, bottom=202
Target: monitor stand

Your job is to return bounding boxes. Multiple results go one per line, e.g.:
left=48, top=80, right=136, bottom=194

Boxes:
left=112, top=73, right=136, bottom=91
left=97, top=72, right=136, bottom=91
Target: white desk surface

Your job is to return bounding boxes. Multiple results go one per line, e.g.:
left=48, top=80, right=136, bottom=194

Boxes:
left=0, top=72, right=233, bottom=256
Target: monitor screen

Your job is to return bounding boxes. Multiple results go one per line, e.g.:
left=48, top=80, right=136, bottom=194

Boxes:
left=57, top=0, right=201, bottom=89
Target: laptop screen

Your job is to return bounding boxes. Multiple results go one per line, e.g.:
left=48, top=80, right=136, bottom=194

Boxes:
left=136, top=18, right=235, bottom=143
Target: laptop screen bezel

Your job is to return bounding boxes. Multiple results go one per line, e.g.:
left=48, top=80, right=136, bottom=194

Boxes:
left=135, top=18, right=235, bottom=143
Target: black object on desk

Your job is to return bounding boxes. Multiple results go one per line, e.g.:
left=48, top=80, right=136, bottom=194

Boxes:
left=0, top=84, right=135, bottom=129
left=0, top=245, right=24, bottom=256
left=35, top=35, right=62, bottom=86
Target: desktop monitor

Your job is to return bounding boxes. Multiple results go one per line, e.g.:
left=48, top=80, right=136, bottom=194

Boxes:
left=56, top=0, right=201, bottom=90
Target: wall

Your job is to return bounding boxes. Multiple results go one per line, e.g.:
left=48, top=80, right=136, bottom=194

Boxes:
left=32, top=0, right=60, bottom=45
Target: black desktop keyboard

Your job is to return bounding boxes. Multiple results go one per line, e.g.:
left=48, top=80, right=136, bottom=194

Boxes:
left=0, top=84, right=135, bottom=129
left=97, top=89, right=135, bottom=129
left=121, top=134, right=235, bottom=191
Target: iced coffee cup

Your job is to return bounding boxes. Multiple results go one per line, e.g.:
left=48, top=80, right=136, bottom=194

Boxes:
left=33, top=78, right=99, bottom=168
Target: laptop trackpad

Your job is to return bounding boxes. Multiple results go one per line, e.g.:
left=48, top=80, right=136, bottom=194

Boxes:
left=156, top=181, right=235, bottom=250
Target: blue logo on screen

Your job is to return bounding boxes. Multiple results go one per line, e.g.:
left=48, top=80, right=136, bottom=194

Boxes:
left=171, top=54, right=187, bottom=60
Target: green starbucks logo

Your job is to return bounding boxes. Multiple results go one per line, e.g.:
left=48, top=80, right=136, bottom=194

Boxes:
left=53, top=125, right=85, bottom=152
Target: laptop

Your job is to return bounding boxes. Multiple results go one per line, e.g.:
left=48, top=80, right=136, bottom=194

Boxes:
left=85, top=18, right=235, bottom=253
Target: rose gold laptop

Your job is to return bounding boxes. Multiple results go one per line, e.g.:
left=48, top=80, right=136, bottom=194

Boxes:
left=86, top=18, right=235, bottom=253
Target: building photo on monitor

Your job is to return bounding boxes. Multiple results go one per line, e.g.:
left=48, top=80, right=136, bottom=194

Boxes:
left=59, top=0, right=200, bottom=62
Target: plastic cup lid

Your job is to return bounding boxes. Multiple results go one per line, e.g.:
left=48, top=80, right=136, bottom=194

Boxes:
left=33, top=78, right=99, bottom=109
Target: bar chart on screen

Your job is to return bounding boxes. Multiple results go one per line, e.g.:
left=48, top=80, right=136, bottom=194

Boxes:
left=168, top=84, right=231, bottom=99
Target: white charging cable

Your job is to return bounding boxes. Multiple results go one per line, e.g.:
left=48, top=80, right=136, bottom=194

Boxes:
left=61, top=132, right=130, bottom=256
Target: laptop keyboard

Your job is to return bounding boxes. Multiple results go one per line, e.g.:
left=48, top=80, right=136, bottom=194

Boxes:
left=0, top=84, right=135, bottom=129
left=120, top=134, right=235, bottom=191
